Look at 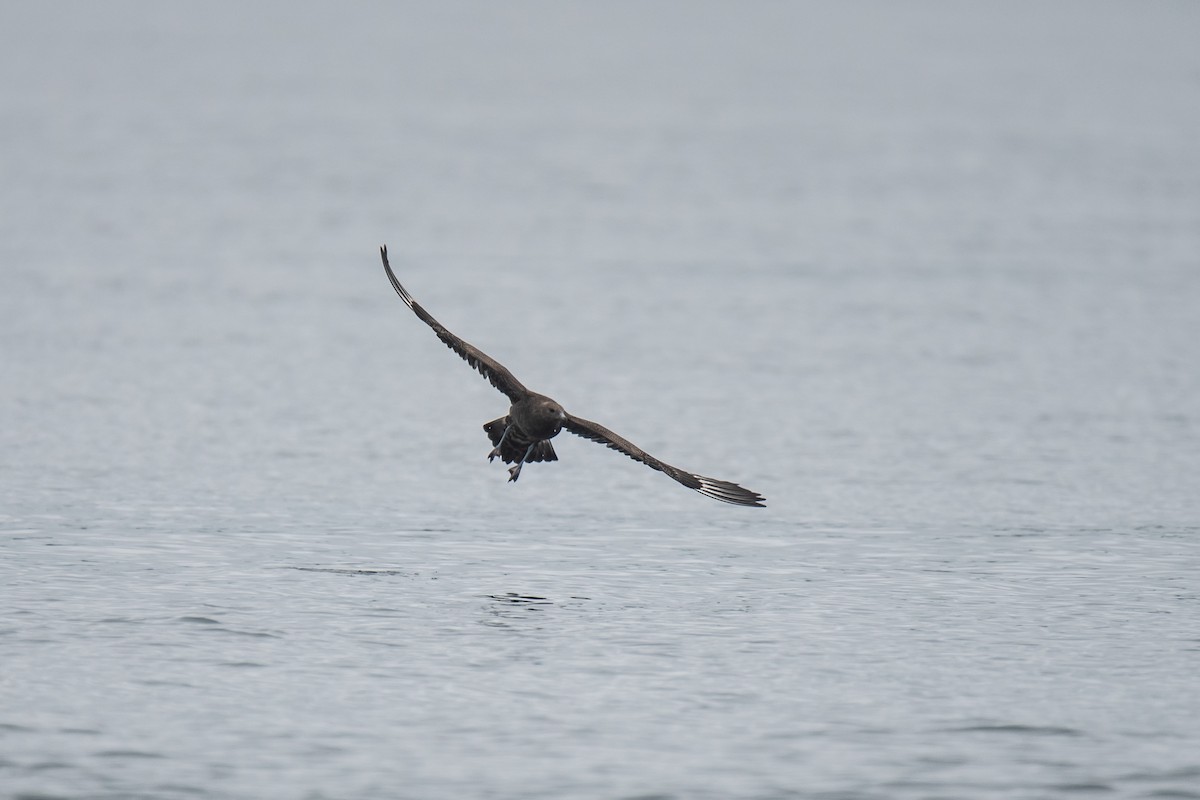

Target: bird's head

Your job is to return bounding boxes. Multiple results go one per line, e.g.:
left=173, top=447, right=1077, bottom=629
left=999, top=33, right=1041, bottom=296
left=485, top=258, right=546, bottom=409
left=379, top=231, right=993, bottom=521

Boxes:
left=536, top=398, right=567, bottom=431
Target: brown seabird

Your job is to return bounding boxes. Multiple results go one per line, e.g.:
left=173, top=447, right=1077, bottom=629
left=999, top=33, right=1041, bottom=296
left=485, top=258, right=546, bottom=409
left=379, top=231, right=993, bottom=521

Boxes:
left=380, top=246, right=765, bottom=507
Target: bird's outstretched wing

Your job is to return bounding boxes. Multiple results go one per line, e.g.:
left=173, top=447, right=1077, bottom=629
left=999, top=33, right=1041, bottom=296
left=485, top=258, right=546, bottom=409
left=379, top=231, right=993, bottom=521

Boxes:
left=563, top=415, right=765, bottom=507
left=381, top=245, right=529, bottom=402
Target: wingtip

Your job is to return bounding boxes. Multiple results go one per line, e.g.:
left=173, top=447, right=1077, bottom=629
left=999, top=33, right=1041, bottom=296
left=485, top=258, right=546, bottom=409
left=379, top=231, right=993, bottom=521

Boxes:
left=380, top=244, right=416, bottom=308
left=740, top=493, right=767, bottom=508
left=696, top=477, right=767, bottom=507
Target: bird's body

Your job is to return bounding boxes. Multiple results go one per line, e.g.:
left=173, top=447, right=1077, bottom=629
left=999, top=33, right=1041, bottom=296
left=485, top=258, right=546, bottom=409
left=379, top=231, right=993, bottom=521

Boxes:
left=381, top=246, right=765, bottom=506
left=484, top=394, right=566, bottom=481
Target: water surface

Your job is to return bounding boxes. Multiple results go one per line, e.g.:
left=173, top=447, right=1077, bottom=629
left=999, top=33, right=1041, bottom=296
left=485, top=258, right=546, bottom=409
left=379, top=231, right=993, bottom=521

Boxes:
left=3, top=3, right=1199, bottom=798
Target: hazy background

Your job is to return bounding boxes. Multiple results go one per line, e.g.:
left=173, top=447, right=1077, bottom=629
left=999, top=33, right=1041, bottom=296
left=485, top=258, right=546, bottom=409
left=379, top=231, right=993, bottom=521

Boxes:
left=3, top=2, right=1199, bottom=798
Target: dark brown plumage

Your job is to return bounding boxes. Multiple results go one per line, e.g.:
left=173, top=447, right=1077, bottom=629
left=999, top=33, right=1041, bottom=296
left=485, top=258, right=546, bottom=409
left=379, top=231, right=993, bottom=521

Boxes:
left=381, top=245, right=765, bottom=507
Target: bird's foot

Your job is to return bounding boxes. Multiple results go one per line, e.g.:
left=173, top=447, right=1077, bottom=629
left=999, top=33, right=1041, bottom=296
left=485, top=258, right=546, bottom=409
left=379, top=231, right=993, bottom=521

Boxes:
left=507, top=443, right=534, bottom=483
left=489, top=425, right=512, bottom=462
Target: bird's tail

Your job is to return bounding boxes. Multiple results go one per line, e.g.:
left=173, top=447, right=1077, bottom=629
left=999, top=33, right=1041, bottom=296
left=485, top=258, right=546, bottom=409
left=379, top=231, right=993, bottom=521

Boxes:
left=483, top=417, right=558, bottom=464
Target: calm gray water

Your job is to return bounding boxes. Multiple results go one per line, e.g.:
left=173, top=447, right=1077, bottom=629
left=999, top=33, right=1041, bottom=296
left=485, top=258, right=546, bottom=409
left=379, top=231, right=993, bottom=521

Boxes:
left=3, top=3, right=1199, bottom=798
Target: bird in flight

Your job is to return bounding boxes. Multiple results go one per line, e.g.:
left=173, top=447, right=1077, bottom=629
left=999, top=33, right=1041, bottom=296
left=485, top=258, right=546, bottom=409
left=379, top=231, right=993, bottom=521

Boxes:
left=380, top=246, right=765, bottom=507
